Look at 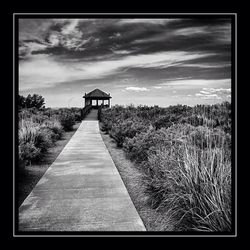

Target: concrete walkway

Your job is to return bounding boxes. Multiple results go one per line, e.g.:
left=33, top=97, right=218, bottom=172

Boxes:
left=84, top=109, right=98, bottom=120
left=19, top=115, right=146, bottom=231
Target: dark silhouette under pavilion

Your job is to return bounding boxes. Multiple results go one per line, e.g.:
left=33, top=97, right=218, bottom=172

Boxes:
left=83, top=89, right=112, bottom=109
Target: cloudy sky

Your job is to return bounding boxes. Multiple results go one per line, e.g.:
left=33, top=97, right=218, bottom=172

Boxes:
left=19, top=17, right=231, bottom=107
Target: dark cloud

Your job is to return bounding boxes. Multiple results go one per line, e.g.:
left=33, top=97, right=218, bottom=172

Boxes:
left=19, top=18, right=231, bottom=63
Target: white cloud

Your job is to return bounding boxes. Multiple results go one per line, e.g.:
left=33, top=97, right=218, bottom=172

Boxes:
left=125, top=87, right=149, bottom=92
left=153, top=86, right=162, bottom=89
left=200, top=90, right=211, bottom=94
left=195, top=86, right=231, bottom=100
left=48, top=33, right=60, bottom=46
left=195, top=93, right=221, bottom=99
left=109, top=32, right=121, bottom=39
left=20, top=50, right=215, bottom=90
left=112, top=50, right=131, bottom=55
left=118, top=19, right=179, bottom=25
left=115, top=51, right=214, bottom=69
left=174, top=26, right=208, bottom=36
left=61, top=19, right=80, bottom=35
left=160, top=79, right=231, bottom=89
left=183, top=63, right=231, bottom=68
left=202, top=87, right=231, bottom=93
left=19, top=55, right=82, bottom=90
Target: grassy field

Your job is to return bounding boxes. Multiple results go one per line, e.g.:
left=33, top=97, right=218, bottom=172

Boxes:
left=100, top=102, right=232, bottom=232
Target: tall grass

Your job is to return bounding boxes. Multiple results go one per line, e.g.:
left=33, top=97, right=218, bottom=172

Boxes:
left=18, top=119, right=40, bottom=144
left=100, top=102, right=232, bottom=231
left=18, top=115, right=63, bottom=166
left=144, top=127, right=231, bottom=231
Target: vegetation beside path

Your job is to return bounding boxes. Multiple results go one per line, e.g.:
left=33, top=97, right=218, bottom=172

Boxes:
left=100, top=102, right=232, bottom=232
left=18, top=122, right=80, bottom=207
left=18, top=93, right=82, bottom=206
left=100, top=129, right=174, bottom=231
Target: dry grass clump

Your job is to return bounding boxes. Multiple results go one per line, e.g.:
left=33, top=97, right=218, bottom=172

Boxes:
left=144, top=140, right=231, bottom=231
left=19, top=115, right=63, bottom=167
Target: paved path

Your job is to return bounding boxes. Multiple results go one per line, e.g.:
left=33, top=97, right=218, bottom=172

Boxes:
left=84, top=109, right=98, bottom=120
left=19, top=112, right=145, bottom=231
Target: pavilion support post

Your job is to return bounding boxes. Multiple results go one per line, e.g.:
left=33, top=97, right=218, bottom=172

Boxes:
left=108, top=99, right=110, bottom=108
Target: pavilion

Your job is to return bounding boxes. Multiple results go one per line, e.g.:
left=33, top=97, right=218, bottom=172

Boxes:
left=83, top=89, right=112, bottom=109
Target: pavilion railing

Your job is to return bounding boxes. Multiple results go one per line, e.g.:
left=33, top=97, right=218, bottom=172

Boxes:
left=81, top=105, right=92, bottom=120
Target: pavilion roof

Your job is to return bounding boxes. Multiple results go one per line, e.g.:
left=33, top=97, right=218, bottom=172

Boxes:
left=83, top=89, right=111, bottom=99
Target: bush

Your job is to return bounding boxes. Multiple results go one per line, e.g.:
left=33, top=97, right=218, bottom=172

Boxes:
left=18, top=105, right=82, bottom=167
left=19, top=115, right=64, bottom=166
left=70, top=107, right=82, bottom=121
left=100, top=106, right=125, bottom=132
left=124, top=125, right=194, bottom=165
left=124, top=128, right=165, bottom=164
left=42, top=119, right=63, bottom=141
left=19, top=142, right=41, bottom=166
left=110, top=118, right=149, bottom=147
left=34, top=128, right=54, bottom=153
left=59, top=113, right=75, bottom=131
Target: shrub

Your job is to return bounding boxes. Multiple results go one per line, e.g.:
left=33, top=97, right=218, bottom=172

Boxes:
left=34, top=127, right=54, bottom=153
left=110, top=118, right=149, bottom=147
left=59, top=113, right=75, bottom=131
left=70, top=107, right=82, bottom=121
left=153, top=114, right=173, bottom=130
left=42, top=119, right=63, bottom=141
left=124, top=128, right=166, bottom=164
left=100, top=106, right=125, bottom=132
left=124, top=125, right=194, bottom=164
left=18, top=116, right=64, bottom=166
left=19, top=120, right=40, bottom=144
left=19, top=142, right=41, bottom=166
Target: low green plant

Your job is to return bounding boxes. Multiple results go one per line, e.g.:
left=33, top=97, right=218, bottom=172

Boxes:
left=59, top=113, right=75, bottom=131
left=19, top=142, right=41, bottom=167
left=110, top=118, right=149, bottom=147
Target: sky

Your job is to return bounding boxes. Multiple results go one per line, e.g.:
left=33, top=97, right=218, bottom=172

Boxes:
left=19, top=18, right=232, bottom=107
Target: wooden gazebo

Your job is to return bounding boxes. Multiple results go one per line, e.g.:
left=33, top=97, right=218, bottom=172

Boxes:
left=83, top=89, right=112, bottom=109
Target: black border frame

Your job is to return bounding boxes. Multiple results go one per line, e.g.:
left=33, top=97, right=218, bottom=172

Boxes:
left=13, top=13, right=237, bottom=237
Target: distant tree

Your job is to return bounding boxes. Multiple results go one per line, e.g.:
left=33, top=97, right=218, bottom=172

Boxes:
left=25, top=94, right=45, bottom=109
left=18, top=95, right=26, bottom=109
left=18, top=94, right=45, bottom=110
